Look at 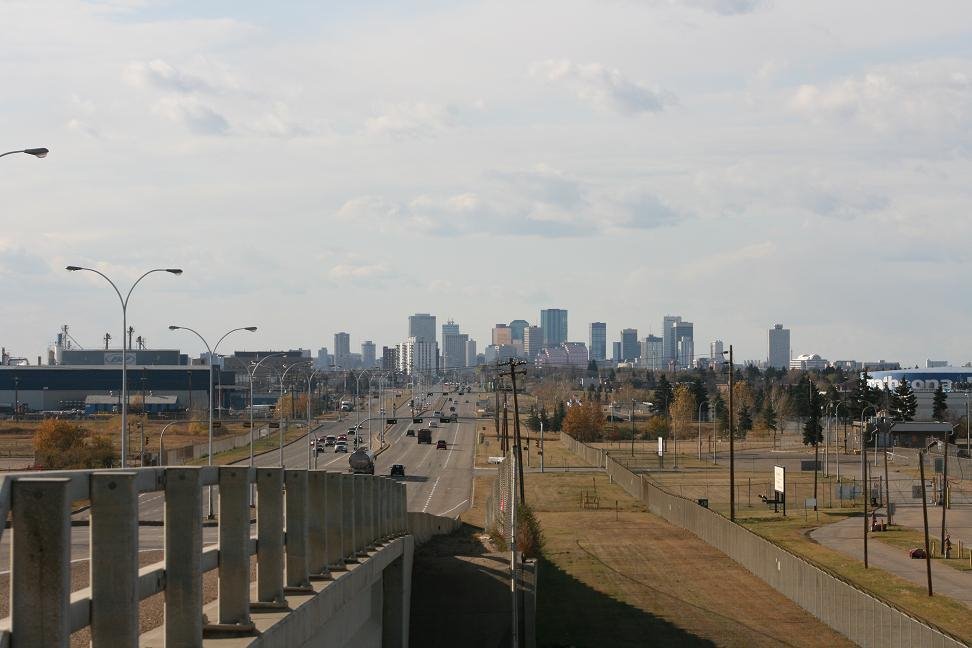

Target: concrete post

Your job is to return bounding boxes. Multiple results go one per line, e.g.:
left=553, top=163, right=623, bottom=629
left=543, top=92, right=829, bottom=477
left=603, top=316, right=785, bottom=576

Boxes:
left=400, top=482, right=408, bottom=534
left=342, top=474, right=357, bottom=563
left=12, top=477, right=71, bottom=648
left=216, top=466, right=253, bottom=628
left=165, top=467, right=203, bottom=646
left=381, top=552, right=409, bottom=648
left=324, top=472, right=345, bottom=570
left=307, top=470, right=328, bottom=578
left=90, top=472, right=138, bottom=647
left=284, top=469, right=311, bottom=591
left=256, top=467, right=285, bottom=606
left=381, top=478, right=390, bottom=540
left=376, top=477, right=385, bottom=541
left=354, top=475, right=369, bottom=556
left=367, top=476, right=378, bottom=549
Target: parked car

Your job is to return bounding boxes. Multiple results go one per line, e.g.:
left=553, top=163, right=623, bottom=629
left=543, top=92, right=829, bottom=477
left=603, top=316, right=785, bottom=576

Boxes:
left=390, top=464, right=405, bottom=478
left=436, top=440, right=447, bottom=449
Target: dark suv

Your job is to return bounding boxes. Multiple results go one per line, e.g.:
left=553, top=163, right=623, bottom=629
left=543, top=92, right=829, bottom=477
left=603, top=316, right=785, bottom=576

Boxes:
left=436, top=440, right=447, bottom=450
left=390, top=464, right=406, bottom=478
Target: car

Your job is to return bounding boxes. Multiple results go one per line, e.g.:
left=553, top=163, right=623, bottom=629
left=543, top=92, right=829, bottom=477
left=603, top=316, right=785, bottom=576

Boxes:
left=429, top=421, right=438, bottom=428
left=449, top=406, right=456, bottom=412
left=324, top=435, right=337, bottom=446
left=433, top=410, right=442, bottom=416
left=436, top=440, right=447, bottom=449
left=405, top=429, right=416, bottom=437
left=390, top=464, right=405, bottom=478
left=335, top=443, right=348, bottom=453
left=347, top=427, right=356, bottom=435
left=338, top=434, right=348, bottom=442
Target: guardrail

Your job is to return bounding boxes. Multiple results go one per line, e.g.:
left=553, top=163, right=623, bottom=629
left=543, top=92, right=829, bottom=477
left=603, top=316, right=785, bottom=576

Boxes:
left=563, top=433, right=968, bottom=648
left=0, top=465, right=407, bottom=647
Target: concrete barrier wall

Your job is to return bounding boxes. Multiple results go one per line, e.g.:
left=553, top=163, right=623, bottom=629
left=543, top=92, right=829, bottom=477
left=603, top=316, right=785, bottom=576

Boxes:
left=564, top=435, right=967, bottom=648
left=407, top=512, right=461, bottom=545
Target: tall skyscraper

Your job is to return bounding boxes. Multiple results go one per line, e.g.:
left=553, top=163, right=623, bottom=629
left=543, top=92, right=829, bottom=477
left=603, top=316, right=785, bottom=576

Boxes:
left=316, top=347, right=330, bottom=369
left=523, top=326, right=543, bottom=359
left=334, top=332, right=350, bottom=367
left=710, top=340, right=724, bottom=364
left=620, top=328, right=639, bottom=362
left=589, top=322, right=607, bottom=361
left=465, top=339, right=477, bottom=367
left=662, top=315, right=682, bottom=365
left=361, top=340, right=376, bottom=368
left=612, top=341, right=622, bottom=363
left=492, top=324, right=512, bottom=346
left=408, top=313, right=436, bottom=345
left=381, top=346, right=398, bottom=371
left=768, top=324, right=790, bottom=370
left=441, top=320, right=467, bottom=369
left=673, top=321, right=694, bottom=369
left=540, top=308, right=568, bottom=347
left=398, top=336, right=438, bottom=375
left=442, top=320, right=460, bottom=337
left=509, top=319, right=529, bottom=343
left=642, top=335, right=663, bottom=370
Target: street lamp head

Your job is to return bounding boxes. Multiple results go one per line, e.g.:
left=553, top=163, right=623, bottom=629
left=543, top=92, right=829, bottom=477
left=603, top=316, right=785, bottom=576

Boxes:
left=65, top=265, right=82, bottom=271
left=168, top=325, right=181, bottom=331
left=165, top=268, right=183, bottom=275
left=24, top=148, right=49, bottom=158
left=244, top=326, right=258, bottom=332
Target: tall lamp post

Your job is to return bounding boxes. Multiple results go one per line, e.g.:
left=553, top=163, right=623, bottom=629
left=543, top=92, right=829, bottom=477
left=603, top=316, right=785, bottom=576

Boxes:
left=169, top=325, right=257, bottom=517
left=248, top=354, right=286, bottom=466
left=67, top=265, right=182, bottom=467
left=279, top=361, right=312, bottom=467
left=722, top=346, right=735, bottom=521
left=1, top=147, right=49, bottom=160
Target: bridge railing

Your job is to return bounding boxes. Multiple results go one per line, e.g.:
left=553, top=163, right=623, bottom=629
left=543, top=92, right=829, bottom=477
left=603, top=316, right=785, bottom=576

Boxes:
left=0, top=466, right=408, bottom=647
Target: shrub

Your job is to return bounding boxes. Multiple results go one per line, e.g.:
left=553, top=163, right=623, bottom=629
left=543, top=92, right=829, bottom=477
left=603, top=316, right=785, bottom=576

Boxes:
left=515, top=503, right=544, bottom=558
left=33, top=419, right=117, bottom=469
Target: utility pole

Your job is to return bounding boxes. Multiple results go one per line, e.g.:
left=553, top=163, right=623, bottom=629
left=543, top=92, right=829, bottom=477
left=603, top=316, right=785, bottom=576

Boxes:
left=812, top=380, right=819, bottom=510
left=498, top=359, right=528, bottom=505
left=863, top=418, right=869, bottom=569
left=919, top=443, right=934, bottom=595
left=728, top=344, right=735, bottom=521
left=884, top=419, right=893, bottom=525
left=502, top=396, right=509, bottom=454
left=631, top=399, right=635, bottom=456
left=104, top=332, right=111, bottom=350
left=941, top=430, right=949, bottom=554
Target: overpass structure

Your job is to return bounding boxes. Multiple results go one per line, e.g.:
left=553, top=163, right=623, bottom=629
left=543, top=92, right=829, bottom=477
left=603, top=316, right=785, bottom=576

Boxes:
left=0, top=464, right=456, bottom=647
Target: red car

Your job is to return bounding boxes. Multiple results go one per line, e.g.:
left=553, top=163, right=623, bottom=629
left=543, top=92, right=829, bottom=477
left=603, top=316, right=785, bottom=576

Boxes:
left=436, top=440, right=447, bottom=449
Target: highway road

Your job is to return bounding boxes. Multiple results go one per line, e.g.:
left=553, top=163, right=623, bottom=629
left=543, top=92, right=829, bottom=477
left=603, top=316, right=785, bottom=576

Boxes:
left=0, top=384, right=478, bottom=570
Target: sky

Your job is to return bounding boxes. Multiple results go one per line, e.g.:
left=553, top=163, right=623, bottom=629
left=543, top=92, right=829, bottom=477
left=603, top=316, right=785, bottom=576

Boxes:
left=1, top=0, right=971, bottom=367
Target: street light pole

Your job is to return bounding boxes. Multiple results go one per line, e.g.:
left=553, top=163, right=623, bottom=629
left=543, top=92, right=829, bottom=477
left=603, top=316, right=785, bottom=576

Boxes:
left=698, top=400, right=705, bottom=461
left=861, top=404, right=877, bottom=568
left=67, top=265, right=182, bottom=467
left=0, top=148, right=49, bottom=159
left=169, top=325, right=256, bottom=518
left=248, top=354, right=286, bottom=466
left=279, top=361, right=312, bottom=467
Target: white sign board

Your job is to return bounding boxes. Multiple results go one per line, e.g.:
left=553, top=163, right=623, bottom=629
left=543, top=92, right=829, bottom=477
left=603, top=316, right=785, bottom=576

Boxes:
left=774, top=465, right=785, bottom=493
left=657, top=437, right=664, bottom=456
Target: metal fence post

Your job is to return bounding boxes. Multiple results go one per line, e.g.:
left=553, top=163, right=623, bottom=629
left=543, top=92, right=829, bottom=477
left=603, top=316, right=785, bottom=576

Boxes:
left=325, top=472, right=345, bottom=570
left=284, top=469, right=312, bottom=591
left=214, top=466, right=253, bottom=630
left=255, top=467, right=286, bottom=606
left=164, top=467, right=203, bottom=646
left=12, top=477, right=71, bottom=647
left=90, top=471, right=138, bottom=647
left=307, top=470, right=329, bottom=579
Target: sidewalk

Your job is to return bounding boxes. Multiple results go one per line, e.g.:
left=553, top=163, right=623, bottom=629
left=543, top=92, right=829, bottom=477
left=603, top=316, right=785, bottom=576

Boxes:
left=811, top=514, right=972, bottom=606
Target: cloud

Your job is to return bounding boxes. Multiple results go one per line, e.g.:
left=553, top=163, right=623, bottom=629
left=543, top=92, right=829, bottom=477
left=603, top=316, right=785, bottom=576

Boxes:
left=153, top=96, right=230, bottom=135
left=678, top=0, right=769, bottom=15
left=530, top=59, right=676, bottom=115
left=326, top=262, right=394, bottom=288
left=365, top=102, right=459, bottom=138
left=124, top=59, right=216, bottom=94
left=789, top=59, right=972, bottom=150
left=0, top=244, right=49, bottom=276
left=247, top=102, right=312, bottom=138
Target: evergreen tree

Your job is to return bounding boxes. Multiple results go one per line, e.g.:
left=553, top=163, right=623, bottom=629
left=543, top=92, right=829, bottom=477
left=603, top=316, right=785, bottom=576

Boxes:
left=847, top=370, right=877, bottom=420
left=794, top=374, right=811, bottom=418
left=713, top=393, right=729, bottom=437
left=933, top=384, right=948, bottom=422
left=802, top=385, right=823, bottom=447
left=587, top=359, right=598, bottom=375
left=691, top=378, right=708, bottom=419
left=738, top=405, right=753, bottom=436
left=889, top=378, right=917, bottom=421
left=761, top=398, right=778, bottom=432
left=539, top=406, right=550, bottom=431
left=551, top=400, right=567, bottom=431
left=525, top=407, right=541, bottom=432
left=655, top=375, right=674, bottom=414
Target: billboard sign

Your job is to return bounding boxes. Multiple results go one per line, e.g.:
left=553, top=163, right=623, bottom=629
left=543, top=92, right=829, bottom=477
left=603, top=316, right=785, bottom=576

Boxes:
left=774, top=465, right=785, bottom=493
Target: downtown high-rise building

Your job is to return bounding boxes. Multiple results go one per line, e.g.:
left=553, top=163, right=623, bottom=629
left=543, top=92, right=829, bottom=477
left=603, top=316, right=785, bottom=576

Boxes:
left=408, top=313, right=437, bottom=345
left=620, top=328, right=639, bottom=362
left=540, top=308, right=568, bottom=347
left=397, top=336, right=438, bottom=375
left=465, top=339, right=478, bottom=367
left=612, top=341, right=622, bottom=363
left=334, top=332, right=350, bottom=367
left=492, top=324, right=512, bottom=346
left=381, top=346, right=398, bottom=371
left=441, top=320, right=467, bottom=369
left=662, top=315, right=682, bottom=365
left=361, top=340, right=376, bottom=368
left=509, top=319, right=529, bottom=343
left=589, top=322, right=607, bottom=361
left=673, top=321, right=694, bottom=369
left=523, top=326, right=543, bottom=359
left=641, top=335, right=663, bottom=370
left=710, top=340, right=725, bottom=364
left=768, top=324, right=790, bottom=370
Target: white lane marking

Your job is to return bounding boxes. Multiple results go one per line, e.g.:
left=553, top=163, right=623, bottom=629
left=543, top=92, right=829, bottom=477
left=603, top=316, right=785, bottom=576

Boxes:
left=438, top=498, right=468, bottom=517
left=422, top=477, right=441, bottom=513
left=441, top=419, right=461, bottom=469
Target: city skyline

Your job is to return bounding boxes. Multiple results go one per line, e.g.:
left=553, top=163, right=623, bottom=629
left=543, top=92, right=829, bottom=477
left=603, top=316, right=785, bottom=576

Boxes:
left=2, top=2, right=971, bottom=367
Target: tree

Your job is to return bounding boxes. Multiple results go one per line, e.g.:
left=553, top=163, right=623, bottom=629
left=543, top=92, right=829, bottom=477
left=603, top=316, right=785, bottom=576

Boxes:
left=670, top=384, right=696, bottom=442
left=586, top=359, right=598, bottom=376
left=690, top=378, right=708, bottom=419
left=731, top=381, right=754, bottom=422
left=550, top=401, right=567, bottom=431
left=760, top=398, right=778, bottom=432
left=562, top=401, right=605, bottom=442
left=889, top=378, right=918, bottom=421
left=525, top=407, right=541, bottom=432
left=933, top=384, right=948, bottom=422
left=33, top=419, right=115, bottom=469
left=654, top=375, right=673, bottom=413
left=847, top=370, right=878, bottom=421
left=538, top=406, right=550, bottom=431
left=713, top=393, right=729, bottom=438
left=738, top=405, right=753, bottom=436
left=802, top=385, right=823, bottom=447
left=770, top=385, right=793, bottom=434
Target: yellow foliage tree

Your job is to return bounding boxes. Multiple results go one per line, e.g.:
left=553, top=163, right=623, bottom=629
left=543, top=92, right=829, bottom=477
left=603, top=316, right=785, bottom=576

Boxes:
left=33, top=419, right=115, bottom=469
left=670, top=384, right=696, bottom=441
left=562, top=400, right=606, bottom=442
